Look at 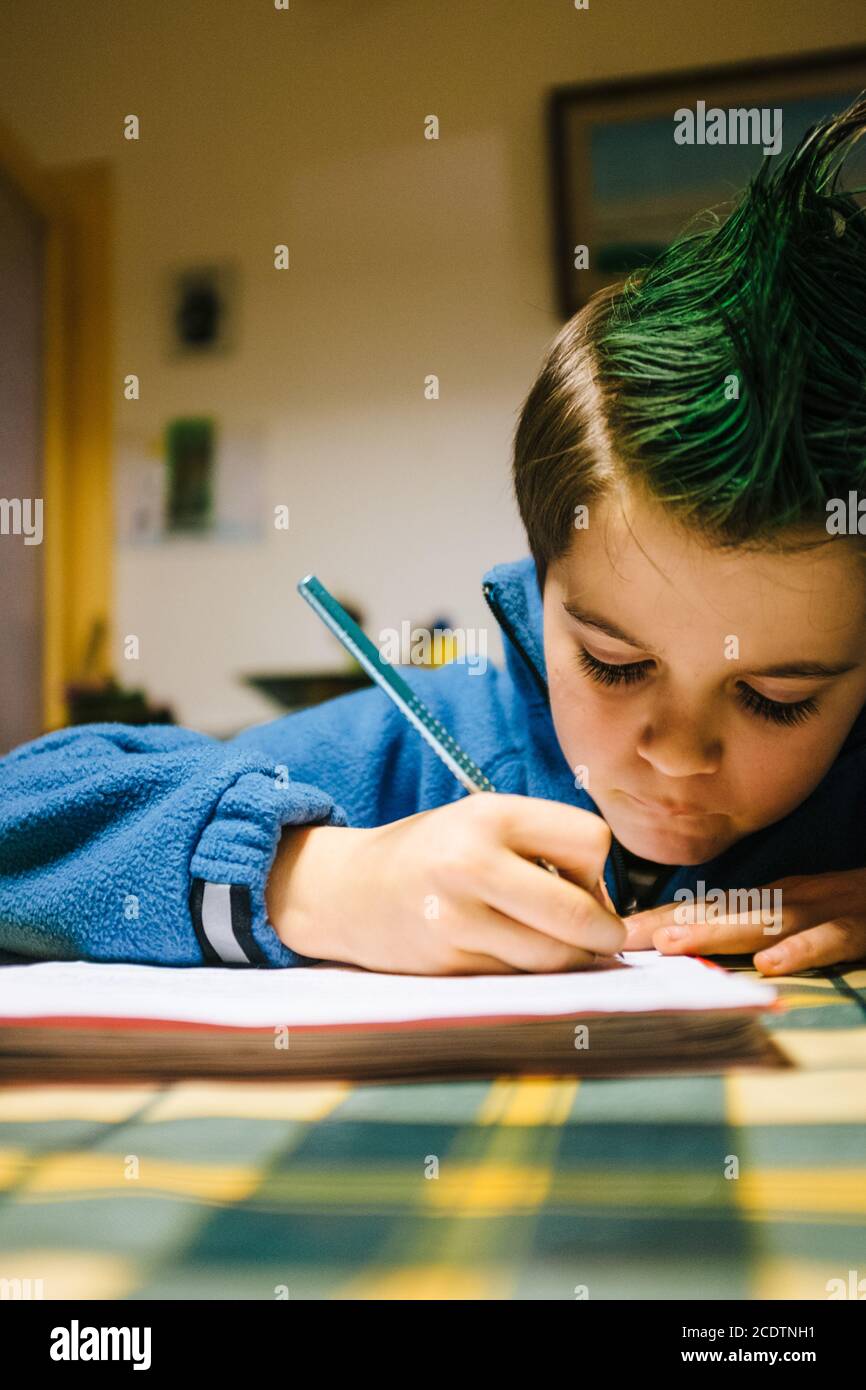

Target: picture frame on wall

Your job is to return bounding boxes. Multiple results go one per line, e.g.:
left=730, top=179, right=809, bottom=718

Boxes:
left=549, top=45, right=866, bottom=320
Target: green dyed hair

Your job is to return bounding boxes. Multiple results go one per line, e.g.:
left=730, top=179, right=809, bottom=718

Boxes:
left=514, top=90, right=866, bottom=592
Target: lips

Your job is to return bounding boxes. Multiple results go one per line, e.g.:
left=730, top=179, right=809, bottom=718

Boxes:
left=626, top=792, right=712, bottom=816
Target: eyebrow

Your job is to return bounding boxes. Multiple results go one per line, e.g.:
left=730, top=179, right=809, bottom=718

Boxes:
left=563, top=602, right=645, bottom=648
left=561, top=601, right=859, bottom=680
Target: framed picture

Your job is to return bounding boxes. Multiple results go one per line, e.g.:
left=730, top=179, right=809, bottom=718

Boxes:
left=165, top=416, right=215, bottom=533
left=116, top=422, right=265, bottom=545
left=164, top=261, right=240, bottom=356
left=549, top=45, right=866, bottom=320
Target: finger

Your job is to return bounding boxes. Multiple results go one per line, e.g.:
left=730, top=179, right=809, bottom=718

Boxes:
left=622, top=899, right=782, bottom=951
left=622, top=903, right=681, bottom=949
left=433, top=949, right=520, bottom=976
left=555, top=863, right=616, bottom=915
left=753, top=917, right=866, bottom=976
left=629, top=886, right=824, bottom=954
left=476, top=847, right=626, bottom=956
left=650, top=917, right=811, bottom=957
left=760, top=874, right=813, bottom=892
left=492, top=795, right=613, bottom=889
left=592, top=873, right=617, bottom=914
left=710, top=875, right=866, bottom=933
left=763, top=869, right=866, bottom=899
left=454, top=903, right=605, bottom=974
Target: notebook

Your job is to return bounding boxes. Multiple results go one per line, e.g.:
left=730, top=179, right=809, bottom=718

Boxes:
left=0, top=950, right=789, bottom=1082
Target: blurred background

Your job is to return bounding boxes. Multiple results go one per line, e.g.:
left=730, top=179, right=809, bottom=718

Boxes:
left=1, top=0, right=865, bottom=751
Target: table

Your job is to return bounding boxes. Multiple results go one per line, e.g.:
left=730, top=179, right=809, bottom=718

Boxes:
left=0, top=960, right=864, bottom=1300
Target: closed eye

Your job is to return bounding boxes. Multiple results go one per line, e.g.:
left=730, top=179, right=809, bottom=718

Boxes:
left=576, top=646, right=652, bottom=687
left=574, top=647, right=821, bottom=727
left=735, top=684, right=819, bottom=727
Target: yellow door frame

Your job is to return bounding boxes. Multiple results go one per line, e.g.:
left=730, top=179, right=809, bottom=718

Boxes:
left=0, top=118, right=113, bottom=731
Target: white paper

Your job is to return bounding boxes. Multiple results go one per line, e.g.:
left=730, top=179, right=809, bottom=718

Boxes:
left=0, top=952, right=776, bottom=1030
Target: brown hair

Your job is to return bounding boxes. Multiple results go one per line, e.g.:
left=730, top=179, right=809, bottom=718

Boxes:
left=511, top=284, right=623, bottom=595
left=511, top=92, right=866, bottom=595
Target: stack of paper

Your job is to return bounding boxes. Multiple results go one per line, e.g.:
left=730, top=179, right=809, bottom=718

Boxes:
left=0, top=951, right=787, bottom=1081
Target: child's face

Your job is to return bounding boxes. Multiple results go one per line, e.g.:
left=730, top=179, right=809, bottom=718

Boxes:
left=542, top=487, right=866, bottom=865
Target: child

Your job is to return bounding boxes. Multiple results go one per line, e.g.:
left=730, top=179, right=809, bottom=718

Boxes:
left=2, top=95, right=866, bottom=979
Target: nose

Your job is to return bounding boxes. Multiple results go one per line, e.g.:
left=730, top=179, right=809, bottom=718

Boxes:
left=635, top=707, right=721, bottom=779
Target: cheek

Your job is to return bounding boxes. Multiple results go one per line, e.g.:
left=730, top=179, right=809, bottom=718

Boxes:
left=547, top=658, right=626, bottom=777
left=731, top=721, right=851, bottom=820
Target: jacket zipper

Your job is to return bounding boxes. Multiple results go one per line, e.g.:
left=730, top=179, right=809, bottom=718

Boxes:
left=481, top=582, right=551, bottom=704
left=610, top=838, right=637, bottom=916
left=482, top=578, right=636, bottom=915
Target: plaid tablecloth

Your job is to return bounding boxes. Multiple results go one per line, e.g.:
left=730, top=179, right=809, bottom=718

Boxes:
left=0, top=960, right=864, bottom=1301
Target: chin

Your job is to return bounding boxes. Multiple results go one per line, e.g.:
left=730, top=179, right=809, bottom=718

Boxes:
left=613, top=815, right=733, bottom=866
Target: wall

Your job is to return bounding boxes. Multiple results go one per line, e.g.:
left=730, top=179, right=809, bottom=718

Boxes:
left=0, top=0, right=864, bottom=732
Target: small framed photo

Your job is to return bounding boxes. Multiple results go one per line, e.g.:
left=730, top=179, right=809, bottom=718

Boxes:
left=164, top=261, right=240, bottom=356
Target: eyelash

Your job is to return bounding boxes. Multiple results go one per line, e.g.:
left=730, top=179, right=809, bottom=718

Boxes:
left=575, top=647, right=820, bottom=728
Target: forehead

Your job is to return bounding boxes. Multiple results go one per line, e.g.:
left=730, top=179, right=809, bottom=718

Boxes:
left=553, top=490, right=866, bottom=646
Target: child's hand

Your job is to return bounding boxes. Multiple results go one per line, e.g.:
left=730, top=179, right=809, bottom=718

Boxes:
left=266, top=793, right=626, bottom=975
left=622, top=869, right=866, bottom=976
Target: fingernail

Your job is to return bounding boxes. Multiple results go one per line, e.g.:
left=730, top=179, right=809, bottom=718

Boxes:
left=759, top=948, right=784, bottom=968
left=663, top=927, right=688, bottom=941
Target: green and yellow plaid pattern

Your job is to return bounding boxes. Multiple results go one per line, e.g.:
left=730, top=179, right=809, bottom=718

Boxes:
left=0, top=962, right=864, bottom=1300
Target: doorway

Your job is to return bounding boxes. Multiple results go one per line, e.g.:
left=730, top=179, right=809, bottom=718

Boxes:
left=0, top=168, right=44, bottom=753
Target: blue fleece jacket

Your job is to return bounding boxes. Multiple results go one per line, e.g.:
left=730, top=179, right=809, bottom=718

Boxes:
left=1, top=555, right=866, bottom=968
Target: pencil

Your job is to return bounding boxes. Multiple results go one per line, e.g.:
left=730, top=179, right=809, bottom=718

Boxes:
left=297, top=574, right=618, bottom=917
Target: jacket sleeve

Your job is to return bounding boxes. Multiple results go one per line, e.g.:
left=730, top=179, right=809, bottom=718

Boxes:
left=0, top=683, right=429, bottom=968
